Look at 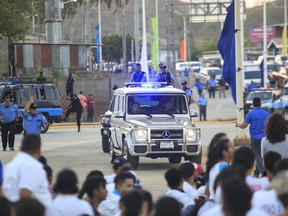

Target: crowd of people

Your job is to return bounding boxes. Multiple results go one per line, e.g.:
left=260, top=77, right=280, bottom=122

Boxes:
left=1, top=118, right=288, bottom=216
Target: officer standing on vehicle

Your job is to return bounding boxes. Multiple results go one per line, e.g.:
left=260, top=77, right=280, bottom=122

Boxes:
left=130, top=63, right=147, bottom=82
left=23, top=96, right=48, bottom=136
left=0, top=96, right=18, bottom=151
left=63, top=93, right=83, bottom=132
left=181, top=81, right=193, bottom=105
left=155, top=64, right=175, bottom=85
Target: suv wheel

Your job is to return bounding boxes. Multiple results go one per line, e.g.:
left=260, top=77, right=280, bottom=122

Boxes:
left=122, top=139, right=139, bottom=170
left=184, top=149, right=202, bottom=164
left=168, top=156, right=182, bottom=164
left=102, top=136, right=110, bottom=153
left=109, top=139, right=117, bottom=163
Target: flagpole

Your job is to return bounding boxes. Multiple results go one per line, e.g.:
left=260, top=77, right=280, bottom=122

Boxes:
left=263, top=0, right=268, bottom=88
left=140, top=0, right=149, bottom=80
left=234, top=0, right=247, bottom=143
left=98, top=2, right=102, bottom=64
left=284, top=0, right=287, bottom=56
left=156, top=0, right=159, bottom=66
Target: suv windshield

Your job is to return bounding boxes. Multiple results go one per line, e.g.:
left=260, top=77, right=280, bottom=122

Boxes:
left=245, top=71, right=261, bottom=79
left=246, top=92, right=272, bottom=101
left=127, top=94, right=188, bottom=115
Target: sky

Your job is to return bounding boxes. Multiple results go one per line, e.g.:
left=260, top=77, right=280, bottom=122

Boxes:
left=179, top=0, right=275, bottom=8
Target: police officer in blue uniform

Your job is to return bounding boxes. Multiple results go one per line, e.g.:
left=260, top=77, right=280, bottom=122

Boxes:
left=0, top=96, right=18, bottom=151
left=23, top=96, right=48, bottom=136
left=181, top=80, right=193, bottom=105
left=196, top=93, right=208, bottom=121
left=130, top=63, right=147, bottom=82
left=155, top=64, right=175, bottom=85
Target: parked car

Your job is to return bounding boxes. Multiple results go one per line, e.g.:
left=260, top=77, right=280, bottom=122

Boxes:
left=196, top=67, right=229, bottom=89
left=0, top=77, right=63, bottom=133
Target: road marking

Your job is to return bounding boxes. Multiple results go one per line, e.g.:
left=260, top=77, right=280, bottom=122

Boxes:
left=0, top=151, right=17, bottom=159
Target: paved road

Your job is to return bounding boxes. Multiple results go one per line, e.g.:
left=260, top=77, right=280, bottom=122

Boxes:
left=0, top=122, right=246, bottom=201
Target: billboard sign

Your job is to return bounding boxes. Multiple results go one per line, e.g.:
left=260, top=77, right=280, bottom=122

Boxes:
left=250, top=27, right=276, bottom=43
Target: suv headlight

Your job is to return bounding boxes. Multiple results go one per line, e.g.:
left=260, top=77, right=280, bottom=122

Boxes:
left=133, top=129, right=148, bottom=142
left=185, top=128, right=200, bottom=142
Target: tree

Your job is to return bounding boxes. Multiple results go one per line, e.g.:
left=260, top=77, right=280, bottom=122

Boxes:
left=101, top=34, right=133, bottom=63
left=0, top=0, right=34, bottom=41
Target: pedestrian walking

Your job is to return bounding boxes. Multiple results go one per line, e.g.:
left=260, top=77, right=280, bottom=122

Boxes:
left=181, top=80, right=193, bottom=105
left=0, top=96, right=18, bottom=151
left=235, top=97, right=270, bottom=177
left=78, top=91, right=87, bottom=121
left=196, top=93, right=208, bottom=121
left=2, top=135, right=52, bottom=207
left=195, top=78, right=203, bottom=96
left=207, top=75, right=216, bottom=98
left=218, top=76, right=226, bottom=98
left=66, top=73, right=75, bottom=96
left=130, top=63, right=147, bottom=82
left=155, top=64, right=175, bottom=86
left=63, top=94, right=83, bottom=132
left=23, top=96, right=48, bottom=136
left=86, top=94, right=95, bottom=122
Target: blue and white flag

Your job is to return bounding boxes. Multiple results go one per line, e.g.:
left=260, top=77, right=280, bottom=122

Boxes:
left=218, top=0, right=236, bottom=103
left=95, top=24, right=100, bottom=64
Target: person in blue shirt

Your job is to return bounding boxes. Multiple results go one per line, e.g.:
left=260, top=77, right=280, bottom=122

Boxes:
left=23, top=96, right=48, bottom=136
left=155, top=65, right=175, bottom=86
left=248, top=81, right=256, bottom=92
left=196, top=93, right=208, bottom=121
left=0, top=96, right=18, bottom=151
left=181, top=80, right=193, bottom=105
left=235, top=97, right=270, bottom=177
left=195, top=78, right=203, bottom=96
left=130, top=63, right=147, bottom=82
left=208, top=75, right=216, bottom=99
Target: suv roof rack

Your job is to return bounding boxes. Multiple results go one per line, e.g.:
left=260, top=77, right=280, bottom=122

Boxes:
left=8, top=77, right=54, bottom=84
left=124, top=82, right=169, bottom=88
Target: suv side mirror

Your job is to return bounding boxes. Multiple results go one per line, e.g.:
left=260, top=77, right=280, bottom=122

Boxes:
left=190, top=110, right=198, bottom=118
left=115, top=111, right=125, bottom=118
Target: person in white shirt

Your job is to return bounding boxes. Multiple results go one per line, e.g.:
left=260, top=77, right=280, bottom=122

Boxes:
left=2, top=135, right=52, bottom=207
left=104, top=157, right=128, bottom=184
left=46, top=169, right=94, bottom=216
left=164, top=168, right=194, bottom=210
left=97, top=172, right=135, bottom=216
left=261, top=113, right=288, bottom=159
left=232, top=146, right=270, bottom=193
left=202, top=177, right=268, bottom=216
left=179, top=161, right=197, bottom=200
left=206, top=139, right=234, bottom=199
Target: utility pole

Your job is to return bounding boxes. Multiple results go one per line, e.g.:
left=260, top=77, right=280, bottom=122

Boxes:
left=45, top=0, right=63, bottom=43
left=121, top=1, right=127, bottom=72
left=134, top=0, right=140, bottom=62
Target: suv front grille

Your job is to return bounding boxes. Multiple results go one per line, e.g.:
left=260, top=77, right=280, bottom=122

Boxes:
left=150, top=129, right=183, bottom=139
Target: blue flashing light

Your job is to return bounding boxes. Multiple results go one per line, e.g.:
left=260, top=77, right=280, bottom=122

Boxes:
left=9, top=77, right=21, bottom=83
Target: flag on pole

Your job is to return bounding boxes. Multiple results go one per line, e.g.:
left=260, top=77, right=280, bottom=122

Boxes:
left=179, top=39, right=185, bottom=60
left=140, top=37, right=149, bottom=81
left=282, top=26, right=287, bottom=56
left=218, top=0, right=236, bottom=103
left=151, top=17, right=158, bottom=70
left=95, top=24, right=100, bottom=64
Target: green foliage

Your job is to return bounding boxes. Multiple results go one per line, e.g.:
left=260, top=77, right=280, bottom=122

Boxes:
left=101, top=34, right=133, bottom=63
left=0, top=0, right=34, bottom=41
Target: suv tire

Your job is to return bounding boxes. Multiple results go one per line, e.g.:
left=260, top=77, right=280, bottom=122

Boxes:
left=102, top=136, right=110, bottom=153
left=184, top=149, right=202, bottom=164
left=168, top=156, right=182, bottom=164
left=122, top=139, right=139, bottom=170
left=109, top=139, right=117, bottom=163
